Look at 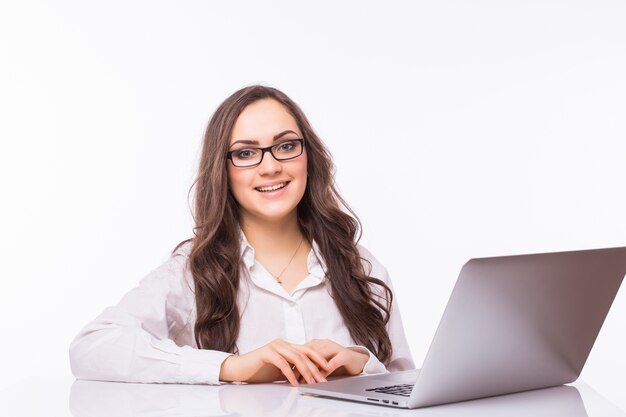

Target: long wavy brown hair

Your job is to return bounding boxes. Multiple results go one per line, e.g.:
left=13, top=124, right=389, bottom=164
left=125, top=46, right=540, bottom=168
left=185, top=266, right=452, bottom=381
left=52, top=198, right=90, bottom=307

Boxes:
left=173, top=85, right=393, bottom=364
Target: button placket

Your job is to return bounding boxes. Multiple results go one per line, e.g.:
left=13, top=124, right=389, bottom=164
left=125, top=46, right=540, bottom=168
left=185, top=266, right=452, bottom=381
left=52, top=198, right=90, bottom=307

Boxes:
left=283, top=298, right=306, bottom=344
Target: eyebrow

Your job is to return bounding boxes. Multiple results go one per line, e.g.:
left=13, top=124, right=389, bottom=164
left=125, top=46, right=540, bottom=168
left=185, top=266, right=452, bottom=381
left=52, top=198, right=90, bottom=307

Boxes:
left=230, top=130, right=299, bottom=148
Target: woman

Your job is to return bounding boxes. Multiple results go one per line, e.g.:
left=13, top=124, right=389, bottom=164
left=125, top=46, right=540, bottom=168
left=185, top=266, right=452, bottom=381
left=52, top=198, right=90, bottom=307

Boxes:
left=69, top=85, right=414, bottom=385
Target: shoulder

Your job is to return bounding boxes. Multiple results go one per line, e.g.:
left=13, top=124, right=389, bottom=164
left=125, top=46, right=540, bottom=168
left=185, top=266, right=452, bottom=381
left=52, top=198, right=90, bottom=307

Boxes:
left=136, top=241, right=195, bottom=297
left=170, top=240, right=194, bottom=275
left=172, top=240, right=193, bottom=258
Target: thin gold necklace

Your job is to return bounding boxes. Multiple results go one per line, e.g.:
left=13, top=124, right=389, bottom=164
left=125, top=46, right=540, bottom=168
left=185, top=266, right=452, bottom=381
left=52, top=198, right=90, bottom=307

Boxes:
left=273, top=236, right=304, bottom=285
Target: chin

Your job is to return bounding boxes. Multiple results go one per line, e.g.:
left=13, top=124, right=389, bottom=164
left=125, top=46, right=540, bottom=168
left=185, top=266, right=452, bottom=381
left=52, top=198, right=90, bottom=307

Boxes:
left=249, top=195, right=304, bottom=220
left=254, top=208, right=298, bottom=223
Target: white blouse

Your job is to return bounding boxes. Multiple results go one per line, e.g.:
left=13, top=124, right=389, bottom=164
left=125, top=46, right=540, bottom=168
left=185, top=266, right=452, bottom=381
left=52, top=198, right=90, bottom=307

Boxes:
left=69, top=234, right=415, bottom=385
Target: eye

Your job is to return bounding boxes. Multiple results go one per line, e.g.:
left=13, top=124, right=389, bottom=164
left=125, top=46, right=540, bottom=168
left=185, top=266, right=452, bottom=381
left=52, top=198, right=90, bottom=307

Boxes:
left=234, top=148, right=258, bottom=159
left=276, top=141, right=296, bottom=152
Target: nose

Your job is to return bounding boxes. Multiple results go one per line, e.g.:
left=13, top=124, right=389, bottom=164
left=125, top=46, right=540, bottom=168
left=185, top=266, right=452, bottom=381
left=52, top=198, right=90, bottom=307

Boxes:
left=257, top=149, right=282, bottom=175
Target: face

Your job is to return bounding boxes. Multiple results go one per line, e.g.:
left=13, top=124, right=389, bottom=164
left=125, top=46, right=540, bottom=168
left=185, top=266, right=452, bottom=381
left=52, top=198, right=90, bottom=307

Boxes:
left=227, top=98, right=308, bottom=224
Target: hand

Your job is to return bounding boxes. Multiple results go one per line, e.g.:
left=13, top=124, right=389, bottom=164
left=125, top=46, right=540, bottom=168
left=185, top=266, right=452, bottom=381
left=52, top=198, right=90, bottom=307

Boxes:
left=219, top=339, right=332, bottom=386
left=303, top=339, right=369, bottom=378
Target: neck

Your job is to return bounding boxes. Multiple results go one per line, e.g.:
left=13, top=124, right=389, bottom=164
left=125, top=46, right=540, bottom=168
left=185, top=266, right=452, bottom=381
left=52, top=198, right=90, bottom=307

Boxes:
left=241, top=211, right=303, bottom=254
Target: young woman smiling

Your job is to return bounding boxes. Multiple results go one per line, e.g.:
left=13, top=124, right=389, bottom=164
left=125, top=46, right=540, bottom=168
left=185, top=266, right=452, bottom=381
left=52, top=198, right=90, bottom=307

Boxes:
left=69, top=86, right=415, bottom=385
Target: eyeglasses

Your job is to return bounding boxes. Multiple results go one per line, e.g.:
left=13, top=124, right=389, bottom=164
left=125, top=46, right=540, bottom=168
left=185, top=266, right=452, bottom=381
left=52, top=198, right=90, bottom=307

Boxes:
left=226, top=139, right=305, bottom=168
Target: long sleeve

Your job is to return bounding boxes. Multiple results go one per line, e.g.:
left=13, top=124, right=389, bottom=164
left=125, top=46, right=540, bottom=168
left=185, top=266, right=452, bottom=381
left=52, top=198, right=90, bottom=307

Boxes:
left=351, top=246, right=416, bottom=375
left=69, top=250, right=232, bottom=384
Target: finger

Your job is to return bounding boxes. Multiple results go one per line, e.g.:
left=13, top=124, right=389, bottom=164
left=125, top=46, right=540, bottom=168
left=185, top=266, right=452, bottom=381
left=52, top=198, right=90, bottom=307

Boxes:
left=305, top=339, right=342, bottom=361
left=293, top=368, right=303, bottom=383
left=292, top=367, right=315, bottom=385
left=273, top=344, right=321, bottom=384
left=281, top=341, right=331, bottom=383
left=294, top=346, right=330, bottom=383
left=270, top=342, right=314, bottom=384
left=265, top=350, right=299, bottom=386
left=294, top=345, right=333, bottom=372
left=302, top=352, right=328, bottom=383
left=324, top=361, right=340, bottom=377
left=328, top=349, right=366, bottom=376
left=326, top=351, right=351, bottom=376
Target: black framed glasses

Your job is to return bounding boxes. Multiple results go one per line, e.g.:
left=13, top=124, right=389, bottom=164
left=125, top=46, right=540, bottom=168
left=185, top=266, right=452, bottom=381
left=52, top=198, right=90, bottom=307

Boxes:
left=226, top=138, right=305, bottom=168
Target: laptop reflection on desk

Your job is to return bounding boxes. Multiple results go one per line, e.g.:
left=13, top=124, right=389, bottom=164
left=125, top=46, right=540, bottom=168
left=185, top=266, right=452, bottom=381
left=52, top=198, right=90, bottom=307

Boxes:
left=299, top=384, right=589, bottom=417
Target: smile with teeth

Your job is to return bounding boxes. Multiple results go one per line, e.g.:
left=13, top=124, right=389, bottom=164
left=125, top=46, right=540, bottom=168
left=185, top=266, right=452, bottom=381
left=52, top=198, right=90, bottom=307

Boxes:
left=255, top=181, right=289, bottom=192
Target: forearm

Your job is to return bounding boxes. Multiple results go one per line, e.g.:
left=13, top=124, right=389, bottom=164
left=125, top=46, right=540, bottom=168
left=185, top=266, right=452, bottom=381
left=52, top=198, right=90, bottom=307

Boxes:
left=70, top=310, right=231, bottom=384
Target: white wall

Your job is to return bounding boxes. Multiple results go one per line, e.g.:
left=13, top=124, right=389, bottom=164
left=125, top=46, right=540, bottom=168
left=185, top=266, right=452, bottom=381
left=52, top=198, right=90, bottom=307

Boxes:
left=1, top=0, right=625, bottom=411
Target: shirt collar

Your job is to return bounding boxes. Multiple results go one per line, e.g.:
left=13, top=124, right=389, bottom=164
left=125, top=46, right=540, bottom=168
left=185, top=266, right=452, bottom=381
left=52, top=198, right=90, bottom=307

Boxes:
left=239, top=230, right=256, bottom=270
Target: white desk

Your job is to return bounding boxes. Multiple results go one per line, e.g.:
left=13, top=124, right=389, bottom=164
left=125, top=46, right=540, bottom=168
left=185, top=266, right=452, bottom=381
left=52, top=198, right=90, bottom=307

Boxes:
left=0, top=377, right=624, bottom=417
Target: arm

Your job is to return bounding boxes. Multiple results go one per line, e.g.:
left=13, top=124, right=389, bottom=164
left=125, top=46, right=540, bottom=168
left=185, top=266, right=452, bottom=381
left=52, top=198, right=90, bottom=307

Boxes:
left=69, top=252, right=232, bottom=384
left=69, top=251, right=330, bottom=386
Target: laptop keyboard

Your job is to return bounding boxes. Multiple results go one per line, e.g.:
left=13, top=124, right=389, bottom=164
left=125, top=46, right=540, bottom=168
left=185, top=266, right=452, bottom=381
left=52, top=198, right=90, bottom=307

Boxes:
left=365, top=383, right=414, bottom=397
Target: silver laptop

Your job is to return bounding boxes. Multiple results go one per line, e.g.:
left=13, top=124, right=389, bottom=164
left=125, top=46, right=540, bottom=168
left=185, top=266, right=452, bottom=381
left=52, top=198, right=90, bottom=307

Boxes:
left=299, top=246, right=626, bottom=409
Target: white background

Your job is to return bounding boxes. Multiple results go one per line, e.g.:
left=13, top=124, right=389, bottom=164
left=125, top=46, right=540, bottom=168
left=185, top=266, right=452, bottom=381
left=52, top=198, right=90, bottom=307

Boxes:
left=1, top=0, right=625, bottom=411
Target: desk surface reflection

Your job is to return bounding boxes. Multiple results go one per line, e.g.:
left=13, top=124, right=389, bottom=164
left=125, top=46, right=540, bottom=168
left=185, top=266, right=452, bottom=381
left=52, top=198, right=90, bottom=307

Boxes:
left=70, top=379, right=624, bottom=417
left=0, top=378, right=624, bottom=417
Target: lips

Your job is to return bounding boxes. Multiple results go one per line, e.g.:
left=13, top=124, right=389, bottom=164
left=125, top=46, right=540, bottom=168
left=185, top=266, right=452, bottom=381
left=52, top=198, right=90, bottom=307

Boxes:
left=255, top=181, right=290, bottom=192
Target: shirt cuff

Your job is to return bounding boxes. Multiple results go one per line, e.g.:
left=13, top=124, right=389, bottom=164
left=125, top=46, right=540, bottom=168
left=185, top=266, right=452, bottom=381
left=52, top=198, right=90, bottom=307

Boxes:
left=177, top=346, right=234, bottom=384
left=345, top=345, right=388, bottom=375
